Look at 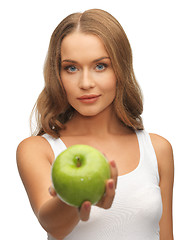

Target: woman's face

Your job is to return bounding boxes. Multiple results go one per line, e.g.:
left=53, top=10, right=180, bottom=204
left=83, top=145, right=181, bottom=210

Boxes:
left=60, top=32, right=117, bottom=117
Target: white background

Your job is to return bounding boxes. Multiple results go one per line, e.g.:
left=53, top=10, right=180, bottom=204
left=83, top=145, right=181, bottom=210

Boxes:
left=0, top=0, right=183, bottom=239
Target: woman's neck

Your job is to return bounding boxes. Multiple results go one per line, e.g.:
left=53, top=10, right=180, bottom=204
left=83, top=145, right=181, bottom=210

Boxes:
left=61, top=106, right=132, bottom=137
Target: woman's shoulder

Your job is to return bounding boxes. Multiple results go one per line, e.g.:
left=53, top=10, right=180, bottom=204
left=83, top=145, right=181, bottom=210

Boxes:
left=149, top=132, right=173, bottom=155
left=17, top=135, right=48, bottom=152
left=148, top=132, right=174, bottom=178
left=16, top=135, right=54, bottom=165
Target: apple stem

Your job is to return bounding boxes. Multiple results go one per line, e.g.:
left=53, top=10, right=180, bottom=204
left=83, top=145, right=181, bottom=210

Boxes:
left=76, top=156, right=81, bottom=167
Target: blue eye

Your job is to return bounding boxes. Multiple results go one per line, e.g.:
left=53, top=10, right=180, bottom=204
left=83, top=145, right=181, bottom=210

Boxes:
left=64, top=65, right=78, bottom=73
left=96, top=63, right=107, bottom=71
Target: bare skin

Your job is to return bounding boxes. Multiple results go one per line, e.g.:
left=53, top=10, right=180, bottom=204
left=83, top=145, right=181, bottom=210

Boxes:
left=16, top=32, right=174, bottom=239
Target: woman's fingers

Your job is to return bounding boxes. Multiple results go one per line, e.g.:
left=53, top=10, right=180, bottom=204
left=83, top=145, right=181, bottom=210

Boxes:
left=103, top=152, right=118, bottom=188
left=49, top=185, right=91, bottom=222
left=97, top=178, right=115, bottom=209
left=79, top=201, right=91, bottom=221
left=49, top=185, right=92, bottom=221
left=96, top=159, right=118, bottom=209
left=109, top=160, right=118, bottom=189
left=48, top=186, right=57, bottom=197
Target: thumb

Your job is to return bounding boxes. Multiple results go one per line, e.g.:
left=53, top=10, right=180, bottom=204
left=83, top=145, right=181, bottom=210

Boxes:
left=79, top=201, right=91, bottom=221
left=48, top=186, right=57, bottom=197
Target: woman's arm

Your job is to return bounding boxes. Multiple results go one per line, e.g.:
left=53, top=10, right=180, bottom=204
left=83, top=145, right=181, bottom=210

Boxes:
left=150, top=133, right=174, bottom=240
left=16, top=136, right=80, bottom=239
left=16, top=136, right=117, bottom=239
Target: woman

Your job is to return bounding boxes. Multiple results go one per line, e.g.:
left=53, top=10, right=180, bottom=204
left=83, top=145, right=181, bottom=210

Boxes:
left=16, top=9, right=174, bottom=240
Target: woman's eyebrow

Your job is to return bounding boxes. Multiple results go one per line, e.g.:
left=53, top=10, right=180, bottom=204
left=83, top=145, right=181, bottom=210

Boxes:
left=61, top=56, right=110, bottom=64
left=92, top=57, right=110, bottom=62
left=62, top=59, right=77, bottom=63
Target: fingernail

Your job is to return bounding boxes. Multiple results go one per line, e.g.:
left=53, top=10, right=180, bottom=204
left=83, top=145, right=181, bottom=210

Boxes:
left=110, top=160, right=116, bottom=168
left=84, top=203, right=91, bottom=211
left=48, top=187, right=52, bottom=194
left=108, top=181, right=114, bottom=189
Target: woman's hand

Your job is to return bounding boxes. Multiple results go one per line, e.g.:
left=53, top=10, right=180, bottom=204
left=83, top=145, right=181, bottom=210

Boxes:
left=79, top=159, right=118, bottom=221
left=96, top=159, right=118, bottom=208
left=49, top=159, right=118, bottom=222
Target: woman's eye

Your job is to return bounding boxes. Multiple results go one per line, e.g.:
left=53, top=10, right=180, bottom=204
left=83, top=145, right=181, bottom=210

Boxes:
left=95, top=63, right=107, bottom=71
left=64, top=65, right=78, bottom=73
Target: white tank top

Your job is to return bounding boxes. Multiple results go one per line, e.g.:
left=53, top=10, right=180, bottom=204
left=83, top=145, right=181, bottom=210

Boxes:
left=42, top=130, right=163, bottom=240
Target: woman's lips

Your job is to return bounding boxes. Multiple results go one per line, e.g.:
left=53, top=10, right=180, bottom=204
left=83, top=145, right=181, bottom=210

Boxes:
left=77, top=95, right=101, bottom=103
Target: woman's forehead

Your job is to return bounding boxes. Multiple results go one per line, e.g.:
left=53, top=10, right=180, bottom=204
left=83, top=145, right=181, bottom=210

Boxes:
left=61, top=32, right=109, bottom=62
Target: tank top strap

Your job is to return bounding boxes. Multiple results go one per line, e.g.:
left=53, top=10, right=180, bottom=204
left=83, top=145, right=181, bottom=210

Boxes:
left=135, top=129, right=160, bottom=184
left=42, top=133, right=67, bottom=159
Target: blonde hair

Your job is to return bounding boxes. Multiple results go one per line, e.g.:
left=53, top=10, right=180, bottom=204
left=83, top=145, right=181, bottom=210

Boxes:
left=31, top=9, right=144, bottom=138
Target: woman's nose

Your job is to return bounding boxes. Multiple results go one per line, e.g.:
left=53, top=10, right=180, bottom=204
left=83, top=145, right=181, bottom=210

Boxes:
left=78, top=70, right=95, bottom=90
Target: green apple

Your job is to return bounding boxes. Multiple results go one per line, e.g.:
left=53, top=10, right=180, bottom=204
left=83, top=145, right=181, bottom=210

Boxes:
left=51, top=144, right=111, bottom=207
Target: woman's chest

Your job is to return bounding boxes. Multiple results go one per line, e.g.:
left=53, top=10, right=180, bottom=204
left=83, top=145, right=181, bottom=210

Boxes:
left=60, top=134, right=140, bottom=177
